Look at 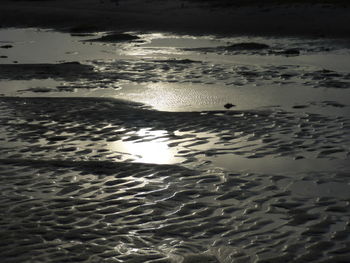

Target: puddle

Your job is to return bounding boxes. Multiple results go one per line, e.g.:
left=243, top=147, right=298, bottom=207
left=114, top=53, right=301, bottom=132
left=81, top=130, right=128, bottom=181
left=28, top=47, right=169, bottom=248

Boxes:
left=113, top=82, right=350, bottom=116
left=0, top=28, right=118, bottom=63
left=1, top=28, right=350, bottom=116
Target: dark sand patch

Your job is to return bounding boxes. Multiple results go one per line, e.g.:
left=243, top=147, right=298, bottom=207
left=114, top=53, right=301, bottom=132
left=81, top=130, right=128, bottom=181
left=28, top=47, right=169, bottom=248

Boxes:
left=67, top=24, right=101, bottom=34
left=185, top=0, right=350, bottom=7
left=183, top=42, right=341, bottom=56
left=277, top=48, right=301, bottom=56
left=320, top=101, right=346, bottom=108
left=85, top=32, right=140, bottom=43
left=1, top=0, right=350, bottom=37
left=0, top=62, right=94, bottom=81
left=20, top=87, right=53, bottom=93
left=225, top=42, right=270, bottom=51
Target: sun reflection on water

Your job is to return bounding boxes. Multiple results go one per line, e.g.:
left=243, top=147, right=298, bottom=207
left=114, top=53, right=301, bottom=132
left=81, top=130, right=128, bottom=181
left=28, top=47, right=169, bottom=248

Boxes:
left=108, top=128, right=183, bottom=164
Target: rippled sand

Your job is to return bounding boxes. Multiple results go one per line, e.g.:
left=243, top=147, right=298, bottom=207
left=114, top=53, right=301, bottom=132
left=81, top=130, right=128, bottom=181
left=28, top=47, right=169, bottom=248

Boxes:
left=1, top=28, right=350, bottom=262
left=1, top=97, right=350, bottom=262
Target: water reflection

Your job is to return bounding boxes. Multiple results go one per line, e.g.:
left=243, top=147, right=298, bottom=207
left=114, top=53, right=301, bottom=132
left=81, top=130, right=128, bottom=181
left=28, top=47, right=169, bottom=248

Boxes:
left=0, top=28, right=117, bottom=63
left=108, top=128, right=183, bottom=164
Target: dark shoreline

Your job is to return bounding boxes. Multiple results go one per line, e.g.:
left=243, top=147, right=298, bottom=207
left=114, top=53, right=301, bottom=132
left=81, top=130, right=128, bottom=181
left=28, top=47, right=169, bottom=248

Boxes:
left=1, top=0, right=350, bottom=38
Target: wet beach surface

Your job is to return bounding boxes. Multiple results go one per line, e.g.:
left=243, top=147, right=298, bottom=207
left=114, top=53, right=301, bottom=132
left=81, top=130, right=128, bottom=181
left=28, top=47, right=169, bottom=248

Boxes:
left=1, top=28, right=350, bottom=262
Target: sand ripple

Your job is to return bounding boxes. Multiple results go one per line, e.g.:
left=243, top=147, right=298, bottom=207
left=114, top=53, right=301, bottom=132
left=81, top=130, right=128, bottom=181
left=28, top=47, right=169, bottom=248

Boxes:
left=0, top=159, right=349, bottom=262
left=0, top=97, right=350, bottom=262
left=1, top=60, right=349, bottom=91
left=0, top=97, right=348, bottom=163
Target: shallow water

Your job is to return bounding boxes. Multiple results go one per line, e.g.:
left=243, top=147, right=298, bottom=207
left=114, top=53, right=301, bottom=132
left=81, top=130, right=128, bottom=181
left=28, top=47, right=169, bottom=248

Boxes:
left=1, top=28, right=350, bottom=115
left=0, top=28, right=350, bottom=262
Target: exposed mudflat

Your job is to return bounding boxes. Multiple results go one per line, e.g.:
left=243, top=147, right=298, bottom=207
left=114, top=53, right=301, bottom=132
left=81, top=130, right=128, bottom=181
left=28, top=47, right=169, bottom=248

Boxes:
left=1, top=28, right=350, bottom=262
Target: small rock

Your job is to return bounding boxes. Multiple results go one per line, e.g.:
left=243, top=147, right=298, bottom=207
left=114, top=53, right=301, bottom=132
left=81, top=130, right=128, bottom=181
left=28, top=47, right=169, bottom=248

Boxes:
left=1, top=45, right=13, bottom=49
left=224, top=103, right=235, bottom=109
left=293, top=105, right=308, bottom=109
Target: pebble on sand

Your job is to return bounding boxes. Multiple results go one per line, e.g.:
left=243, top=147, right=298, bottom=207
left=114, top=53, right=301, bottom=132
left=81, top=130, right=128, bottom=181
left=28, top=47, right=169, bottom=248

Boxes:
left=1, top=45, right=13, bottom=49
left=224, top=103, right=235, bottom=109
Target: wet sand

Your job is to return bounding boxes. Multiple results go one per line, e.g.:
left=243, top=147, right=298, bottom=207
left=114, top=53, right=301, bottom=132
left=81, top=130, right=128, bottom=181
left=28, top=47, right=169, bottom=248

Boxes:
left=0, top=2, right=350, bottom=262
left=0, top=96, right=350, bottom=262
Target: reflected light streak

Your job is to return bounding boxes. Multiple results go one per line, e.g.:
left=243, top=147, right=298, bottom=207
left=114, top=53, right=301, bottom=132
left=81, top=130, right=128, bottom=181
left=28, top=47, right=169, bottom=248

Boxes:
left=108, top=129, right=182, bottom=164
left=120, top=47, right=183, bottom=57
